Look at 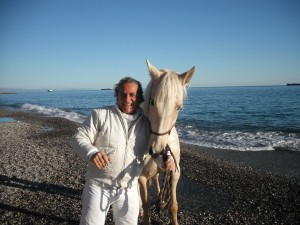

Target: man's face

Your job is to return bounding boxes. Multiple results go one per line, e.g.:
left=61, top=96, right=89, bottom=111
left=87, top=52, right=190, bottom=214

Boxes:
left=117, top=82, right=139, bottom=114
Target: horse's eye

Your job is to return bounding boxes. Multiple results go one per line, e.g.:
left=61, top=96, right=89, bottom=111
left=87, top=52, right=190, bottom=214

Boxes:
left=149, top=99, right=155, bottom=106
left=177, top=106, right=182, bottom=111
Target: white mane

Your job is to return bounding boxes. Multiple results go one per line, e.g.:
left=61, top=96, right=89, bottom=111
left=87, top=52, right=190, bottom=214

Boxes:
left=142, top=69, right=188, bottom=117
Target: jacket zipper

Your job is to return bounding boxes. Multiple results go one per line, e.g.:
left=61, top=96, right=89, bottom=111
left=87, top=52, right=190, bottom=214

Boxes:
left=116, top=108, right=143, bottom=186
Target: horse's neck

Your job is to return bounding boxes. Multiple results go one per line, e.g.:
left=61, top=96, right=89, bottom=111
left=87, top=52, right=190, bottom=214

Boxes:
left=168, top=127, right=180, bottom=147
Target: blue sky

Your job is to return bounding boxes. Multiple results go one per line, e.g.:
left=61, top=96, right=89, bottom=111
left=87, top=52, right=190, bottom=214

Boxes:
left=0, top=0, right=299, bottom=90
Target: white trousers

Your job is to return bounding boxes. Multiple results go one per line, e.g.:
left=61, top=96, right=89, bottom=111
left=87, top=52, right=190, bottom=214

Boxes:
left=80, top=180, right=139, bottom=225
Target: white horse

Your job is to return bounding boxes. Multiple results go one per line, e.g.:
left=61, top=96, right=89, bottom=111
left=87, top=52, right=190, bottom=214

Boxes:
left=139, top=59, right=195, bottom=225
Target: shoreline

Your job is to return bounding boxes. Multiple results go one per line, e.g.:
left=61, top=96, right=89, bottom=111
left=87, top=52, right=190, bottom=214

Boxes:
left=0, top=109, right=299, bottom=224
left=180, top=142, right=300, bottom=179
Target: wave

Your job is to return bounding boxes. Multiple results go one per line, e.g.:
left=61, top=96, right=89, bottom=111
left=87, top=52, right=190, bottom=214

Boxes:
left=177, top=124, right=300, bottom=152
left=21, top=103, right=87, bottom=123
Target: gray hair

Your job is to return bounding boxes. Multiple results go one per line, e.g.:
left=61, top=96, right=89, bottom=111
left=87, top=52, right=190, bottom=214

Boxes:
left=114, top=77, right=144, bottom=104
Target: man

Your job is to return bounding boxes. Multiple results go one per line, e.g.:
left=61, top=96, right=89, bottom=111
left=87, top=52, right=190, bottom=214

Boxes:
left=72, top=77, right=149, bottom=225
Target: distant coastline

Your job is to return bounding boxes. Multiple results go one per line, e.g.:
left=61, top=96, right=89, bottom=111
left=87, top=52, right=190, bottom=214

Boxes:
left=0, top=92, right=17, bottom=94
left=287, top=83, right=300, bottom=86
left=2, top=85, right=298, bottom=93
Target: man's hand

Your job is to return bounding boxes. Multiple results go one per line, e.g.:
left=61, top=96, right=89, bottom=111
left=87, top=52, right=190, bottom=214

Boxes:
left=91, top=150, right=111, bottom=170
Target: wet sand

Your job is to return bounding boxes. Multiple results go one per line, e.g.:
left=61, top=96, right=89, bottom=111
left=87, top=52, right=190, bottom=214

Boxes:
left=0, top=109, right=299, bottom=224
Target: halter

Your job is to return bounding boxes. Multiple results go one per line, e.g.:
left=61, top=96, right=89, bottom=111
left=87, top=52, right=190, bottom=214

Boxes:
left=150, top=123, right=175, bottom=136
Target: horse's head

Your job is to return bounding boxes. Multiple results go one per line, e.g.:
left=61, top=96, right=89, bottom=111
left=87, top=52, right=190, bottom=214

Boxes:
left=143, top=59, right=195, bottom=155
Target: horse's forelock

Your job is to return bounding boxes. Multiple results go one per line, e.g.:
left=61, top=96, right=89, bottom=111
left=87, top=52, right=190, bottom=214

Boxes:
left=156, top=71, right=187, bottom=105
left=142, top=69, right=188, bottom=116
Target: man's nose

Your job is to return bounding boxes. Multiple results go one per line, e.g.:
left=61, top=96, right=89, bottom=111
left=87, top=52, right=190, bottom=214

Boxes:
left=125, top=94, right=131, bottom=102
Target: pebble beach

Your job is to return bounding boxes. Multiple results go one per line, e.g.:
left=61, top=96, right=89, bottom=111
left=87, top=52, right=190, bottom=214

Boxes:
left=0, top=109, right=299, bottom=225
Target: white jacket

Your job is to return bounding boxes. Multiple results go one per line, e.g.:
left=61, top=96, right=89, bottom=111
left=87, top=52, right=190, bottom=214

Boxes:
left=71, top=105, right=150, bottom=189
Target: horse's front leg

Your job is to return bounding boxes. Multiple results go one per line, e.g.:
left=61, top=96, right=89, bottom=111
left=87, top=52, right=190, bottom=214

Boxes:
left=138, top=175, right=151, bottom=225
left=153, top=172, right=160, bottom=196
left=170, top=169, right=180, bottom=225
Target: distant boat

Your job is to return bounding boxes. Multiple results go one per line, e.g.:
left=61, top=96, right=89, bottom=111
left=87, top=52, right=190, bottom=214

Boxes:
left=286, top=83, right=300, bottom=86
left=48, top=89, right=53, bottom=92
left=101, top=88, right=112, bottom=90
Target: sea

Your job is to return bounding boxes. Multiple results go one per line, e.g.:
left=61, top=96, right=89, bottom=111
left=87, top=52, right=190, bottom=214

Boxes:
left=1, top=85, right=300, bottom=152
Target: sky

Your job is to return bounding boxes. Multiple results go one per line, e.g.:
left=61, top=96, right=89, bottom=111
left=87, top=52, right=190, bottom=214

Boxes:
left=0, top=0, right=299, bottom=90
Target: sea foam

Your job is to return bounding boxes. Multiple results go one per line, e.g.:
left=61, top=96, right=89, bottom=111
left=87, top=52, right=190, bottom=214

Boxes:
left=21, top=103, right=86, bottom=123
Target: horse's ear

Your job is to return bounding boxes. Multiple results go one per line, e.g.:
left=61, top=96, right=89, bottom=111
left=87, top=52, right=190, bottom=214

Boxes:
left=146, top=59, right=161, bottom=79
left=179, top=66, right=195, bottom=85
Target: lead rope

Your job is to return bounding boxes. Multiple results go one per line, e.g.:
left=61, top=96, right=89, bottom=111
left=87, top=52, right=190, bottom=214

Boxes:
left=156, top=170, right=172, bottom=217
left=155, top=145, right=179, bottom=218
